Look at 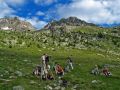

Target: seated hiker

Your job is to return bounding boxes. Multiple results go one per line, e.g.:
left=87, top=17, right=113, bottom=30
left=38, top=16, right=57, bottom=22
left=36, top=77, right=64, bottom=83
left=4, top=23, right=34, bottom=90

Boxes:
left=33, top=65, right=41, bottom=76
left=59, top=78, right=68, bottom=87
left=64, top=65, right=70, bottom=72
left=102, top=66, right=112, bottom=76
left=47, top=72, right=54, bottom=80
left=47, top=64, right=51, bottom=71
left=67, top=56, right=74, bottom=70
left=55, top=64, right=64, bottom=76
left=91, top=65, right=100, bottom=75
left=42, top=75, right=47, bottom=80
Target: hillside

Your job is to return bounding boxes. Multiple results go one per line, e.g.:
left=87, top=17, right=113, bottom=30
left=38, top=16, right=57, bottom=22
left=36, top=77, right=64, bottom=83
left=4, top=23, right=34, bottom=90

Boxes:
left=0, top=40, right=120, bottom=90
left=0, top=17, right=35, bottom=31
left=0, top=17, right=120, bottom=90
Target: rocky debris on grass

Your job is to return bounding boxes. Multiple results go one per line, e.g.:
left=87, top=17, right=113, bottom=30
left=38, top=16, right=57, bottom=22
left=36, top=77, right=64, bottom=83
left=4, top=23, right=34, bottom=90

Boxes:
left=0, top=74, right=3, bottom=77
left=30, top=80, right=37, bottom=84
left=38, top=84, right=41, bottom=86
left=51, top=48, right=55, bottom=51
left=72, top=84, right=79, bottom=89
left=45, top=85, right=53, bottom=90
left=13, top=85, right=24, bottom=90
left=53, top=83, right=57, bottom=87
left=38, top=49, right=42, bottom=52
left=0, top=79, right=12, bottom=82
left=91, top=80, right=101, bottom=84
left=9, top=76, right=17, bottom=79
left=97, top=53, right=105, bottom=57
left=71, top=89, right=76, bottom=90
left=43, top=47, right=46, bottom=49
left=54, top=86, right=61, bottom=90
left=15, top=71, right=23, bottom=77
left=23, top=60, right=28, bottom=62
left=4, top=70, right=9, bottom=74
left=91, top=80, right=98, bottom=84
left=61, top=87, right=65, bottom=90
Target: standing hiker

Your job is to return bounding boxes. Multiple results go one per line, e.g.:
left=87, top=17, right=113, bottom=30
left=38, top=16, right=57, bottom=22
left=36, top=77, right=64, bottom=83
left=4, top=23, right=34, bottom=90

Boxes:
left=67, top=56, right=74, bottom=70
left=41, top=54, right=46, bottom=66
left=41, top=66, right=48, bottom=80
left=41, top=54, right=48, bottom=80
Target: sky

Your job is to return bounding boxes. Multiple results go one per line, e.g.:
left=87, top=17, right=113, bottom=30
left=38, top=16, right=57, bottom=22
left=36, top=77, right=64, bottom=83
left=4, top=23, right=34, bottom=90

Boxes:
left=0, top=0, right=120, bottom=29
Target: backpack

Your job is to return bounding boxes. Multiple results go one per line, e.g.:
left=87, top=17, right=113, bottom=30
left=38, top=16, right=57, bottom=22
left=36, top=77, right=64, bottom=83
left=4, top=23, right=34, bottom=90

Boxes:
left=45, top=56, right=49, bottom=62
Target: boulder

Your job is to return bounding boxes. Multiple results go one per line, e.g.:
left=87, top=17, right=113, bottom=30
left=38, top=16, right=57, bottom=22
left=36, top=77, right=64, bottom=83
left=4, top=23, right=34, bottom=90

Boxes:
left=54, top=86, right=61, bottom=90
left=15, top=71, right=23, bottom=77
left=45, top=85, right=53, bottom=90
left=13, top=85, right=24, bottom=90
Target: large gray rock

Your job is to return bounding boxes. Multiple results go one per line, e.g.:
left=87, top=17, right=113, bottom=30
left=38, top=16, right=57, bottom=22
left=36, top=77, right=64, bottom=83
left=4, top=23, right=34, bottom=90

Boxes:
left=45, top=85, right=53, bottom=90
left=54, top=86, right=61, bottom=90
left=30, top=80, right=37, bottom=84
left=15, top=71, right=23, bottom=77
left=13, top=86, right=24, bottom=90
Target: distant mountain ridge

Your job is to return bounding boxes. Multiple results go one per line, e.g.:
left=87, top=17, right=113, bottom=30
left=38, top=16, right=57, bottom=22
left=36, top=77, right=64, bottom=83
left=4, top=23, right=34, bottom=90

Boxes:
left=0, top=17, right=35, bottom=31
left=44, top=17, right=97, bottom=30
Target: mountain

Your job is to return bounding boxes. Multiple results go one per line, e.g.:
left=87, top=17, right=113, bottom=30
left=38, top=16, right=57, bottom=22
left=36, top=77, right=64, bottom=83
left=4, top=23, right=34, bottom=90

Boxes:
left=0, top=17, right=35, bottom=31
left=44, top=17, right=97, bottom=30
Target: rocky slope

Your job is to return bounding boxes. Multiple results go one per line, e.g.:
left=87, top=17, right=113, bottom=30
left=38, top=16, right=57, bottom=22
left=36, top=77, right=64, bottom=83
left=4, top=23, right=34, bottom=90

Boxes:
left=0, top=17, right=35, bottom=31
left=44, top=17, right=97, bottom=31
left=0, top=17, right=120, bottom=53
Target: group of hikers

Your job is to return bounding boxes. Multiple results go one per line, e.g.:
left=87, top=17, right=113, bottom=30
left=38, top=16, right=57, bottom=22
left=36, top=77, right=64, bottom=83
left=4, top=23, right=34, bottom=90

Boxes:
left=33, top=54, right=74, bottom=80
left=91, top=64, right=112, bottom=76
left=33, top=54, right=112, bottom=81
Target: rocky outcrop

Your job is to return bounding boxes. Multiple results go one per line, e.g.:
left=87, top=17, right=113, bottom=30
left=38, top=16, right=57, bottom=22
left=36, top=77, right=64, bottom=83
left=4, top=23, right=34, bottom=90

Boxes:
left=0, top=17, right=35, bottom=31
left=44, top=17, right=97, bottom=30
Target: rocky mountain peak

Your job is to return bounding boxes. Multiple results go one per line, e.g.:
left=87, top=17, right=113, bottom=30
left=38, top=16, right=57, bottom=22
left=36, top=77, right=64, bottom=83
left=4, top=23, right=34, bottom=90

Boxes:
left=44, top=17, right=97, bottom=30
left=0, top=17, right=35, bottom=31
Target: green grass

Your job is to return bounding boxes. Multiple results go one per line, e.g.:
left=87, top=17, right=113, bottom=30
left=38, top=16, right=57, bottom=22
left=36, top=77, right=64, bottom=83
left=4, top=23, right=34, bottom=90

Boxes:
left=0, top=47, right=120, bottom=90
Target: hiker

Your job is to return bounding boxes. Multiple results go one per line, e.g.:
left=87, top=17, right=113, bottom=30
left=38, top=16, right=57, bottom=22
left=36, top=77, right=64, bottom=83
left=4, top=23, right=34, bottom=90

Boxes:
left=59, top=78, right=68, bottom=87
left=41, top=54, right=46, bottom=67
left=33, top=65, right=41, bottom=76
left=41, top=66, right=48, bottom=80
left=64, top=65, right=70, bottom=72
left=61, top=78, right=68, bottom=87
left=66, top=56, right=74, bottom=70
left=91, top=65, right=100, bottom=75
left=47, top=71, right=54, bottom=80
left=55, top=64, right=64, bottom=76
left=102, top=66, right=112, bottom=76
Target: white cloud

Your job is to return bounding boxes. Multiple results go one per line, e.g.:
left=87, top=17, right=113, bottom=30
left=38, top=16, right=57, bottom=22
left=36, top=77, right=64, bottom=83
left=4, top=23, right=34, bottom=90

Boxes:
left=5, top=0, right=26, bottom=7
left=20, top=17, right=47, bottom=29
left=36, top=11, right=45, bottom=16
left=0, top=0, right=15, bottom=18
left=57, top=0, right=120, bottom=24
left=35, top=0, right=57, bottom=5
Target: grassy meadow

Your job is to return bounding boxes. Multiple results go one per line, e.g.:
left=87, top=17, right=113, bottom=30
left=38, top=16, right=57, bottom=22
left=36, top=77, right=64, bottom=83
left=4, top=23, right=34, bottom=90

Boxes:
left=0, top=46, right=120, bottom=90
